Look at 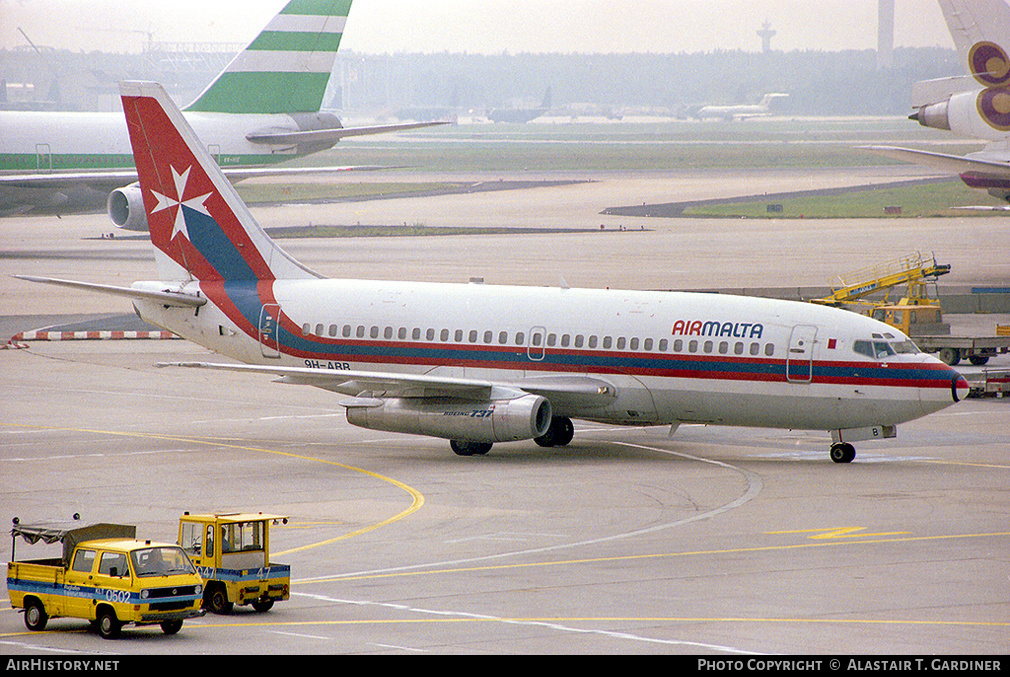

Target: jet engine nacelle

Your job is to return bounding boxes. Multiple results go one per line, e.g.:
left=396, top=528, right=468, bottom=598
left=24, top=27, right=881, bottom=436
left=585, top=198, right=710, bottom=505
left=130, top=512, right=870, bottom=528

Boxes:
left=106, top=184, right=149, bottom=231
left=910, top=89, right=1010, bottom=142
left=345, top=394, right=552, bottom=443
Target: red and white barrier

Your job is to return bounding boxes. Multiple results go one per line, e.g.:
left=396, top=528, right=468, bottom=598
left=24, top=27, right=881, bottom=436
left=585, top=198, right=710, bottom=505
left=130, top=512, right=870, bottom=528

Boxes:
left=4, top=329, right=179, bottom=348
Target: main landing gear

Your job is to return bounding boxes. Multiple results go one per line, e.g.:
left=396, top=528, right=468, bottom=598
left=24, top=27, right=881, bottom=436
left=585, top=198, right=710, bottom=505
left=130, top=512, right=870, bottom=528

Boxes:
left=829, top=442, right=856, bottom=464
left=448, top=416, right=575, bottom=456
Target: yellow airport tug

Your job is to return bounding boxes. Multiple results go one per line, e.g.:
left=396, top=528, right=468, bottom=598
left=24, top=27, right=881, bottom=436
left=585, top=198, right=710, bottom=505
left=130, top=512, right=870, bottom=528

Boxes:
left=177, top=512, right=290, bottom=614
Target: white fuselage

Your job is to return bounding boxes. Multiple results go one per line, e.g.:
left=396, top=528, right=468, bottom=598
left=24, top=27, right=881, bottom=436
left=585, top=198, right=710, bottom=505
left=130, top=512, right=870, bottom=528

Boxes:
left=0, top=110, right=302, bottom=172
left=135, top=278, right=963, bottom=432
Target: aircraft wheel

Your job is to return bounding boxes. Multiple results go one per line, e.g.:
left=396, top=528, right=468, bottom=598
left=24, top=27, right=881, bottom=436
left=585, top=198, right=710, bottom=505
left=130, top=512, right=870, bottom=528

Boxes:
left=23, top=599, right=48, bottom=631
left=450, top=440, right=492, bottom=456
left=830, top=442, right=856, bottom=464
left=535, top=416, right=574, bottom=447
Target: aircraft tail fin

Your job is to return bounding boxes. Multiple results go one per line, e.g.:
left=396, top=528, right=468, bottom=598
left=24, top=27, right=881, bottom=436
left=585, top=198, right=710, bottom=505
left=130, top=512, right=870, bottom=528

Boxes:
left=184, top=0, right=352, bottom=114
left=121, top=81, right=320, bottom=283
left=939, top=0, right=1010, bottom=83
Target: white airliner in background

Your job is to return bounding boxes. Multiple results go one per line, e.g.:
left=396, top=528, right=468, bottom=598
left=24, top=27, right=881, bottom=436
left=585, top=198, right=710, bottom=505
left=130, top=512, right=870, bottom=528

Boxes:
left=17, top=81, right=968, bottom=463
left=696, top=93, right=789, bottom=121
left=0, top=0, right=444, bottom=229
left=865, top=0, right=1010, bottom=203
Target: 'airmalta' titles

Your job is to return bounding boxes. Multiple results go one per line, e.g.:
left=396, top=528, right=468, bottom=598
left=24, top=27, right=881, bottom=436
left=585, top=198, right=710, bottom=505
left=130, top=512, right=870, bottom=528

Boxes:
left=672, top=320, right=765, bottom=339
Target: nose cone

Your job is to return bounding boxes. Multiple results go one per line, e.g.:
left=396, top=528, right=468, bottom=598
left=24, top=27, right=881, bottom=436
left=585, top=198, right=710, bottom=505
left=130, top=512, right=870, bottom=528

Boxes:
left=952, top=373, right=970, bottom=403
left=919, top=359, right=969, bottom=416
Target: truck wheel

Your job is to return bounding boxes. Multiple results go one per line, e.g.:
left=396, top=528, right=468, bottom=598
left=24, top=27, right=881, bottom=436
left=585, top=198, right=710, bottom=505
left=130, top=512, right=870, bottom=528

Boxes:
left=206, top=586, right=233, bottom=615
left=24, top=599, right=48, bottom=631
left=938, top=347, right=961, bottom=366
left=96, top=608, right=122, bottom=640
left=160, top=620, right=183, bottom=635
left=252, top=600, right=274, bottom=612
left=968, top=355, right=990, bottom=366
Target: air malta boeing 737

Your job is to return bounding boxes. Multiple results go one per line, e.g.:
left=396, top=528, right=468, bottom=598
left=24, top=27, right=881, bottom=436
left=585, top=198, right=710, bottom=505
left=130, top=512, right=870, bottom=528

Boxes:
left=865, top=0, right=1010, bottom=203
left=18, top=81, right=969, bottom=463
left=0, top=0, right=443, bottom=229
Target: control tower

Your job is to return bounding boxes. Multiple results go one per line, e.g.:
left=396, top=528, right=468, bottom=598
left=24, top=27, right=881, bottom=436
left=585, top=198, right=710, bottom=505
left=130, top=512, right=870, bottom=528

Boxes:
left=757, top=20, right=776, bottom=53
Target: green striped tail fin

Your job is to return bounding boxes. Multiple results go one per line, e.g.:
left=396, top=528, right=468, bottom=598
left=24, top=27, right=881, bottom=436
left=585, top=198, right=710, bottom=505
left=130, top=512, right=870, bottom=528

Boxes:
left=185, top=0, right=352, bottom=114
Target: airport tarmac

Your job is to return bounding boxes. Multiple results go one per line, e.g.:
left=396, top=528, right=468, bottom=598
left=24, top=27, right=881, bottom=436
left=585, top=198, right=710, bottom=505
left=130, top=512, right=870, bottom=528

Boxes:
left=2, top=166, right=1008, bottom=655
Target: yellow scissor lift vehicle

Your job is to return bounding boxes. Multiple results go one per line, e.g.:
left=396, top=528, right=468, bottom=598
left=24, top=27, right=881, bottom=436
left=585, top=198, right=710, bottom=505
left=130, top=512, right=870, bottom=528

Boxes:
left=810, top=251, right=951, bottom=336
left=177, top=512, right=290, bottom=614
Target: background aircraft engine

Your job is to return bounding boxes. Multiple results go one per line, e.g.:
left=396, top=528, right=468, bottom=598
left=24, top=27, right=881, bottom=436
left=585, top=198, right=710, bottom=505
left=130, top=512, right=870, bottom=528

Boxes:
left=106, top=184, right=149, bottom=231
left=910, top=90, right=1010, bottom=141
left=345, top=394, right=552, bottom=443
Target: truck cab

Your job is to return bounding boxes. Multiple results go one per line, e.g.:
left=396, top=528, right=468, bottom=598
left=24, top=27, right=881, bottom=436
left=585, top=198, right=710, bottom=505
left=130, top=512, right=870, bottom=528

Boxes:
left=7, top=519, right=205, bottom=639
left=177, top=512, right=290, bottom=614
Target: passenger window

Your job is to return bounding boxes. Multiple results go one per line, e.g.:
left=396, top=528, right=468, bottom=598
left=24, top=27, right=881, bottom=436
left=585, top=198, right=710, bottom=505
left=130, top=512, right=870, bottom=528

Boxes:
left=616, top=337, right=626, bottom=350
left=764, top=343, right=774, bottom=357
left=343, top=325, right=352, bottom=337
left=72, top=549, right=96, bottom=573
left=588, top=336, right=598, bottom=349
left=98, top=552, right=128, bottom=577
left=315, top=323, right=324, bottom=336
left=356, top=326, right=365, bottom=339
left=328, top=324, right=338, bottom=337
left=704, top=340, right=714, bottom=353
left=371, top=326, right=380, bottom=339
left=673, top=339, right=683, bottom=352
left=426, top=328, right=435, bottom=341
left=412, top=328, right=421, bottom=340
left=574, top=335, right=584, bottom=348
left=384, top=327, right=393, bottom=339
left=301, top=323, right=310, bottom=337
left=561, top=334, right=571, bottom=347
left=629, top=338, right=638, bottom=350
left=440, top=329, right=449, bottom=341
left=642, top=338, right=651, bottom=351
left=659, top=338, right=668, bottom=352
left=749, top=342, right=760, bottom=356
left=718, top=341, right=728, bottom=354
left=398, top=327, right=407, bottom=340
left=515, top=332, right=525, bottom=345
left=689, top=340, right=698, bottom=353
left=734, top=342, right=744, bottom=355
left=603, top=336, right=613, bottom=349
left=468, top=330, right=478, bottom=343
left=547, top=333, right=557, bottom=347
left=498, top=331, right=508, bottom=344
left=483, top=330, right=493, bottom=344
left=454, top=329, right=463, bottom=342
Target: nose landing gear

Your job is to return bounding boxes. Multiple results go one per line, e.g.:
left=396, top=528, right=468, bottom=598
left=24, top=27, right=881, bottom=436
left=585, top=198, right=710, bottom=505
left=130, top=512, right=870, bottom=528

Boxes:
left=830, top=442, right=856, bottom=464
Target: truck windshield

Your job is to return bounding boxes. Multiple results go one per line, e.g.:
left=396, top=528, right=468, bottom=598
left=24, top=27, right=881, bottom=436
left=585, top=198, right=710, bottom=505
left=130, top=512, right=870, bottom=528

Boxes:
left=131, top=546, right=197, bottom=577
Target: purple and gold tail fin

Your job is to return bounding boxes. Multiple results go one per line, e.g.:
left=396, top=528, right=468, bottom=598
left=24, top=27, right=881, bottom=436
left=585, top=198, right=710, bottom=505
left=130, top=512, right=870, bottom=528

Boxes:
left=120, top=81, right=320, bottom=283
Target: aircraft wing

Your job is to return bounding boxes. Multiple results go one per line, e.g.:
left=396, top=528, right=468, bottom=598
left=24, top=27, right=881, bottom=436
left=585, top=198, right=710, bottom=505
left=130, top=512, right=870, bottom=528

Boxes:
left=159, top=361, right=616, bottom=409
left=861, top=145, right=1010, bottom=179
left=0, top=164, right=391, bottom=194
left=245, top=120, right=450, bottom=145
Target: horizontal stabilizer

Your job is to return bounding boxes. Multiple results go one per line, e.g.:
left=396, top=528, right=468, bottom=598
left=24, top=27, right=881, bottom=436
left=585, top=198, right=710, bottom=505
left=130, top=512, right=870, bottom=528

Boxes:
left=14, top=275, right=206, bottom=308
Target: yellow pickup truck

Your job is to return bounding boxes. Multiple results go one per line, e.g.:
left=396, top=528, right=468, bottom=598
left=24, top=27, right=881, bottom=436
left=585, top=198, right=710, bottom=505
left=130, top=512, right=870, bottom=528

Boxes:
left=7, top=519, right=205, bottom=639
left=178, top=512, right=290, bottom=614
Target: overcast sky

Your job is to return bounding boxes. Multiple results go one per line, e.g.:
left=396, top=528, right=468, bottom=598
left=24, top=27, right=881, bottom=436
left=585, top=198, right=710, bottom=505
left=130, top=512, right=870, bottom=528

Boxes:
left=1, top=0, right=955, bottom=55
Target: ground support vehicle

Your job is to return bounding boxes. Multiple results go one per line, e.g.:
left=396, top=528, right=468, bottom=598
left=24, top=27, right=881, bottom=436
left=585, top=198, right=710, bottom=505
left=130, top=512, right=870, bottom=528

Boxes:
left=7, top=519, right=205, bottom=639
left=178, top=512, right=290, bottom=614
left=965, top=368, right=1010, bottom=397
left=914, top=334, right=1010, bottom=366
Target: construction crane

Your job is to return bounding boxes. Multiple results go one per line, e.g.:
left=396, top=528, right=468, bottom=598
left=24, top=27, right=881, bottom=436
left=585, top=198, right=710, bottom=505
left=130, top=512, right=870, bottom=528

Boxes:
left=810, top=252, right=951, bottom=336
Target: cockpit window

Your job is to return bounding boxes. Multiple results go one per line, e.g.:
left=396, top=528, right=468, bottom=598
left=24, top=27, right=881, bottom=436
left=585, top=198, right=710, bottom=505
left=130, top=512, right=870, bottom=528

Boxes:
left=854, top=338, right=919, bottom=359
